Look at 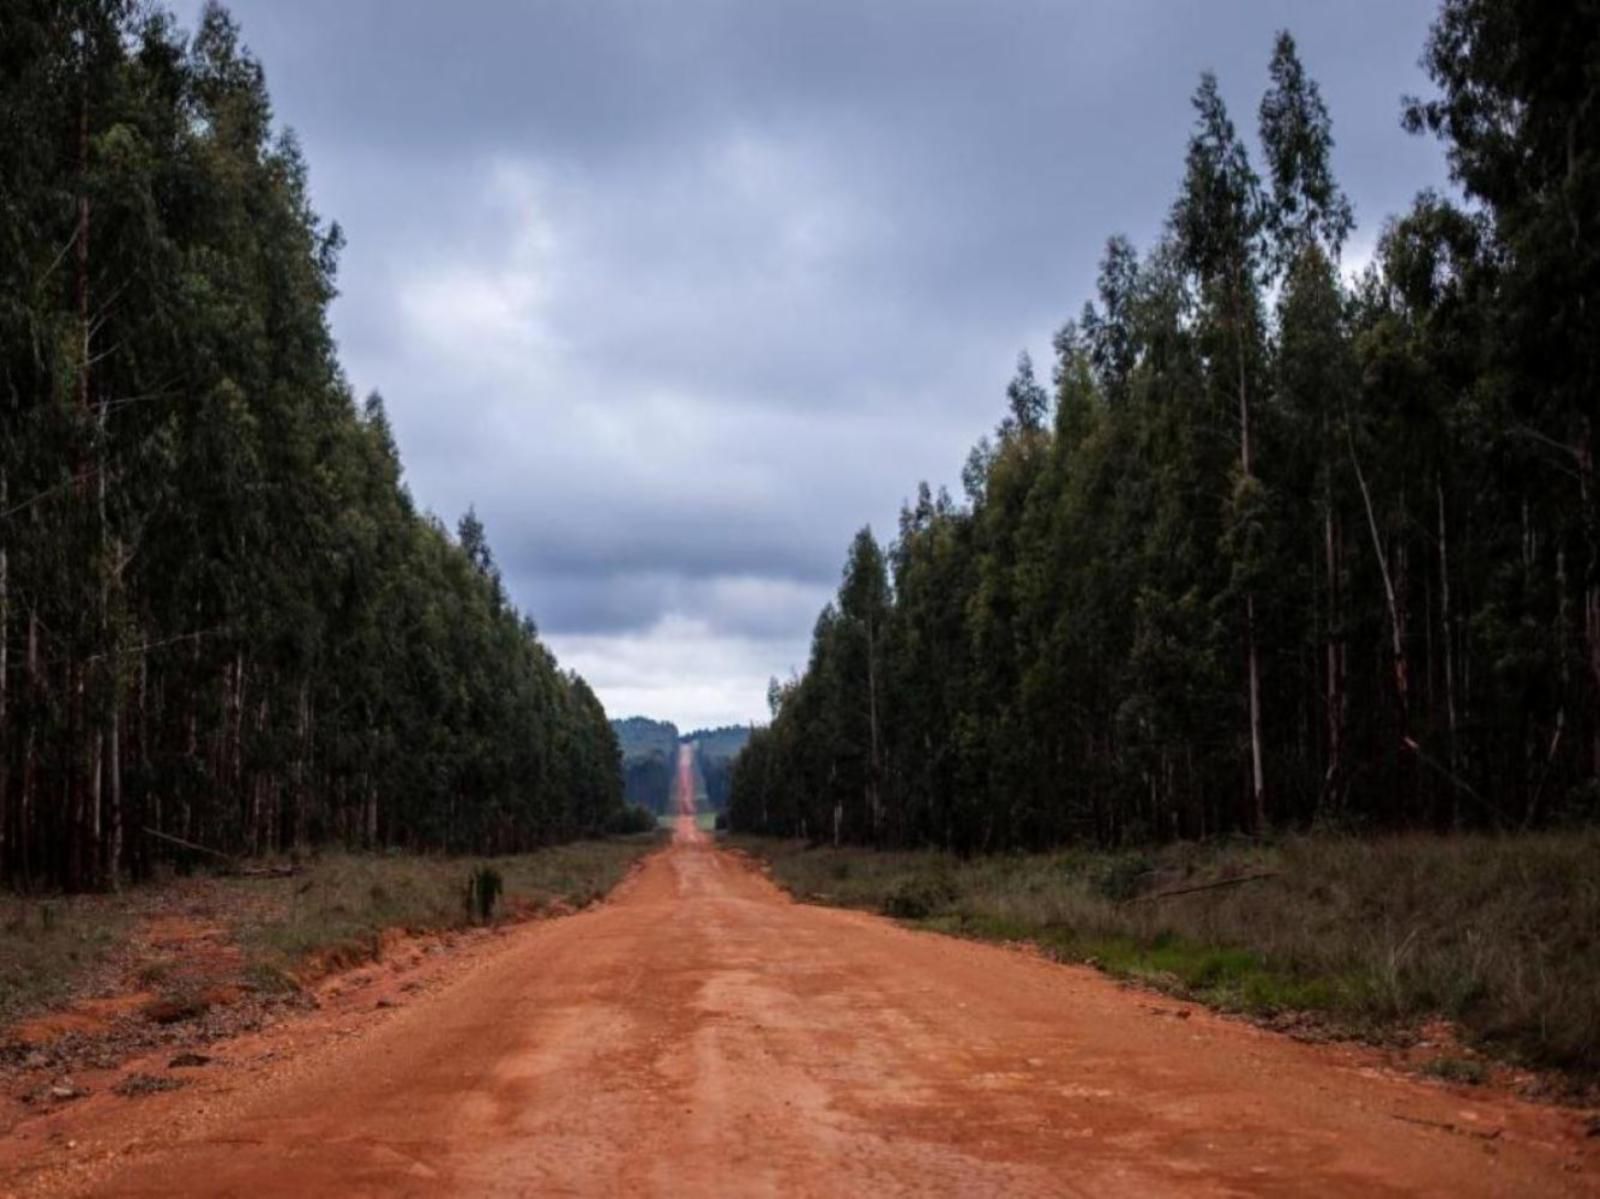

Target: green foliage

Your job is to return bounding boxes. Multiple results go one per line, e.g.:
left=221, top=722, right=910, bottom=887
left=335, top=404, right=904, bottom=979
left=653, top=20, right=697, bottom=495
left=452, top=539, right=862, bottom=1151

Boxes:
left=465, top=866, right=503, bottom=924
left=883, top=871, right=958, bottom=919
left=0, top=898, right=130, bottom=1024
left=605, top=805, right=659, bottom=836
left=729, top=9, right=1600, bottom=855
left=1421, top=1056, right=1487, bottom=1086
left=1089, top=855, right=1156, bottom=903
left=0, top=1, right=627, bottom=891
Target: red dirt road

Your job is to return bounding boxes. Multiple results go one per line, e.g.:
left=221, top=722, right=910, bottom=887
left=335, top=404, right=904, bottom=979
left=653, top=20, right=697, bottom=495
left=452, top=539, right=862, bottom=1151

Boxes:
left=8, top=798, right=1596, bottom=1193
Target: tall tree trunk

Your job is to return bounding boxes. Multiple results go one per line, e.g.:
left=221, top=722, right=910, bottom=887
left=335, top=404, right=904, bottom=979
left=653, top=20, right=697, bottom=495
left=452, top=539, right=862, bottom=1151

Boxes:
left=89, top=729, right=103, bottom=889
left=1437, top=478, right=1460, bottom=827
left=139, top=650, right=151, bottom=876
left=866, top=618, right=881, bottom=839
left=1579, top=418, right=1600, bottom=777
left=294, top=680, right=309, bottom=849
left=1347, top=420, right=1408, bottom=727
left=1323, top=506, right=1344, bottom=802
left=1235, top=267, right=1266, bottom=831
left=105, top=676, right=122, bottom=889
left=74, top=74, right=94, bottom=890
left=0, top=469, right=8, bottom=882
left=21, top=611, right=38, bottom=890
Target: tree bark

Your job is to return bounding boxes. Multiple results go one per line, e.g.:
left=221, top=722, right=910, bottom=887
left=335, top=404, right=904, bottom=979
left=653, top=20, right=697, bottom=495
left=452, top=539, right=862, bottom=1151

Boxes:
left=1235, top=263, right=1266, bottom=832
left=1323, top=506, right=1344, bottom=801
left=866, top=618, right=881, bottom=839
left=1437, top=478, right=1460, bottom=827
left=21, top=611, right=38, bottom=890
left=0, top=469, right=8, bottom=882
left=1579, top=417, right=1600, bottom=777
left=1347, top=418, right=1408, bottom=725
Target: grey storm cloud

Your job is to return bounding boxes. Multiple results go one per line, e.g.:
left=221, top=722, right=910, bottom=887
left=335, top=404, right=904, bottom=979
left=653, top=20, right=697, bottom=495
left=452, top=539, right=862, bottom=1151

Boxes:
left=170, top=0, right=1451, bottom=727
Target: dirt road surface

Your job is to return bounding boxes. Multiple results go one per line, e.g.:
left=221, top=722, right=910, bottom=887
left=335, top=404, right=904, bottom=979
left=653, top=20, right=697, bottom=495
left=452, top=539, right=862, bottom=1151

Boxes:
left=5, top=783, right=1596, bottom=1195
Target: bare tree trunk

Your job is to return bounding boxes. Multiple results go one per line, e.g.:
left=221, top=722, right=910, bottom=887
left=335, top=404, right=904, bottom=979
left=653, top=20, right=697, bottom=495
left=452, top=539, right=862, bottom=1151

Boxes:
left=74, top=77, right=94, bottom=890
left=866, top=618, right=881, bottom=839
left=139, top=651, right=152, bottom=853
left=230, top=652, right=245, bottom=811
left=1437, top=478, right=1460, bottom=827
left=70, top=660, right=85, bottom=888
left=89, top=730, right=103, bottom=889
left=97, top=379, right=120, bottom=889
left=76, top=86, right=91, bottom=425
left=1525, top=548, right=1571, bottom=829
left=1246, top=594, right=1265, bottom=828
left=108, top=679, right=122, bottom=890
left=1323, top=506, right=1344, bottom=799
left=1235, top=270, right=1265, bottom=832
left=1, top=469, right=8, bottom=881
left=1347, top=419, right=1408, bottom=723
left=21, top=611, right=37, bottom=889
left=1579, top=418, right=1600, bottom=777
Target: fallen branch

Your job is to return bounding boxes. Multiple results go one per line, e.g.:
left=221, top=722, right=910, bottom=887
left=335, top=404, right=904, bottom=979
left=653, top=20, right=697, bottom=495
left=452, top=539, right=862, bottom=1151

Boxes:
left=142, top=827, right=235, bottom=863
left=1123, top=872, right=1278, bottom=904
left=233, top=864, right=302, bottom=879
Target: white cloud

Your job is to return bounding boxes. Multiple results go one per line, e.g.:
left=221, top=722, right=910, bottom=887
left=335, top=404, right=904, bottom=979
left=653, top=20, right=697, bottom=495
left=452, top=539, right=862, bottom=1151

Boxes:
left=222, top=0, right=1455, bottom=729
left=548, top=615, right=806, bottom=730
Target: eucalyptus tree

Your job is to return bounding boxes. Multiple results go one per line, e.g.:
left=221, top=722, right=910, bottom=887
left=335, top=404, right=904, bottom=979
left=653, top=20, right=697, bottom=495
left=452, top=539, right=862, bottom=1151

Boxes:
left=1258, top=30, right=1357, bottom=809
left=1172, top=74, right=1270, bottom=830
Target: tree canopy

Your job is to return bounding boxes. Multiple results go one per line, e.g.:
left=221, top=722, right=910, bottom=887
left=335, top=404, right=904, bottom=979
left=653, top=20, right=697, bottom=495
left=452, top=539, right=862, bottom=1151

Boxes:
left=0, top=1, right=624, bottom=890
left=730, top=4, right=1600, bottom=850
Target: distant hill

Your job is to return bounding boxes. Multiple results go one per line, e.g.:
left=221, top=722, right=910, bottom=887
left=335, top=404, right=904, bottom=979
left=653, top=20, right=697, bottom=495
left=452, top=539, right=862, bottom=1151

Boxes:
left=612, top=716, right=679, bottom=761
left=610, top=717, right=679, bottom=814
left=682, top=725, right=752, bottom=762
left=608, top=719, right=752, bottom=814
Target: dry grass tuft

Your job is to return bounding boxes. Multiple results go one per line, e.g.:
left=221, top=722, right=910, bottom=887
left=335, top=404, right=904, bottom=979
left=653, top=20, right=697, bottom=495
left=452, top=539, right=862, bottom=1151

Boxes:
left=0, top=898, right=129, bottom=1026
left=237, top=839, right=660, bottom=979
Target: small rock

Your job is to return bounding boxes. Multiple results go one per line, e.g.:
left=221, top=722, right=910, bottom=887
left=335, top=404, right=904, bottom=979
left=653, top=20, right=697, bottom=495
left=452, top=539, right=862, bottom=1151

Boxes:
left=375, top=997, right=399, bottom=1010
left=168, top=1052, right=212, bottom=1069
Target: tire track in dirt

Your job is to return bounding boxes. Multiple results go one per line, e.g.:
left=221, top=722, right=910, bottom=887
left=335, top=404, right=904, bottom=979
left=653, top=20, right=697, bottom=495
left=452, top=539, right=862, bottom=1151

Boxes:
left=5, top=819, right=1595, bottom=1195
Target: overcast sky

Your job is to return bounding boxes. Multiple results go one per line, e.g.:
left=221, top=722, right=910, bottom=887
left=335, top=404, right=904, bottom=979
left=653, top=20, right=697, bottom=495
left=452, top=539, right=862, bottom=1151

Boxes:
left=172, top=1, right=1450, bottom=731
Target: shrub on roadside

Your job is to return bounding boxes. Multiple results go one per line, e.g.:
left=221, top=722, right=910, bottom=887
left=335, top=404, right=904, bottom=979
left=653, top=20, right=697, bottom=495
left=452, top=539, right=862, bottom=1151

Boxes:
left=465, top=866, right=504, bottom=924
left=606, top=805, right=658, bottom=836
left=884, top=871, right=959, bottom=919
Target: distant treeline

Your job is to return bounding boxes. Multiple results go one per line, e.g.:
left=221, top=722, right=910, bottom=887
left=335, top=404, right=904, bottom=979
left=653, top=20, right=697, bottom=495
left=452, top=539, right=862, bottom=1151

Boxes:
left=611, top=719, right=749, bottom=813
left=731, top=5, right=1600, bottom=851
left=0, top=2, right=624, bottom=892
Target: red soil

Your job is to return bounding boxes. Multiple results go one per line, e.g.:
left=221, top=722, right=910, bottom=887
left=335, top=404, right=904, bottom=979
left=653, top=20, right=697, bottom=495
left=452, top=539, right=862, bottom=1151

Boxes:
left=2, top=768, right=1594, bottom=1196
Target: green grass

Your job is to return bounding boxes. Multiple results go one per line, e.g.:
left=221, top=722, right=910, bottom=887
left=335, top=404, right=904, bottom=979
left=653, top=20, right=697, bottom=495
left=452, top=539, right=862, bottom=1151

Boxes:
left=0, top=897, right=130, bottom=1026
left=729, top=831, right=1600, bottom=1080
